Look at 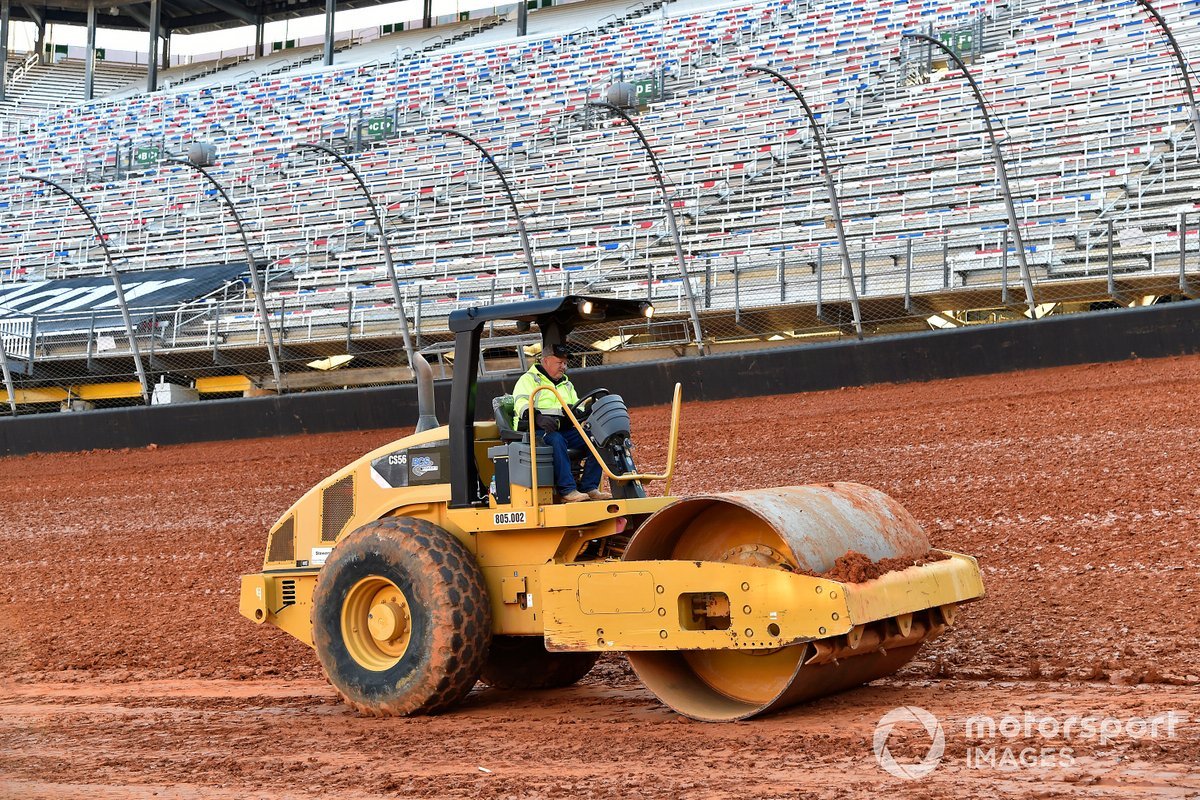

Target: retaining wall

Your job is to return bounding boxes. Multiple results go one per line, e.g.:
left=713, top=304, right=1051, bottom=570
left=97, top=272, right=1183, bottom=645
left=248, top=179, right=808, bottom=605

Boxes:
left=3, top=301, right=1197, bottom=456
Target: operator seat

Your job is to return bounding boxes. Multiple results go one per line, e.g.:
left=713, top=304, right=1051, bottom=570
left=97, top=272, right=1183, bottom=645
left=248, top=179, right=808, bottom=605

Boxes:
left=492, top=394, right=587, bottom=462
left=492, top=395, right=525, bottom=443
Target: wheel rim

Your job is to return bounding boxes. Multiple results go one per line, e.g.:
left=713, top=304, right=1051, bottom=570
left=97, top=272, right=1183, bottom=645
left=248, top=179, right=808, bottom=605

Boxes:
left=341, top=576, right=413, bottom=671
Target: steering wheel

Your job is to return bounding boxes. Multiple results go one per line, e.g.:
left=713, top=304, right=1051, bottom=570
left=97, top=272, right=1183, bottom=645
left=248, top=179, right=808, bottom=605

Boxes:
left=573, top=388, right=611, bottom=421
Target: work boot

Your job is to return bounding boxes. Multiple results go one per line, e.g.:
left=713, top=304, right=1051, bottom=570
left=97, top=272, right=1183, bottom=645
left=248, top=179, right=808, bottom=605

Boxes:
left=587, top=489, right=612, bottom=500
left=559, top=490, right=589, bottom=503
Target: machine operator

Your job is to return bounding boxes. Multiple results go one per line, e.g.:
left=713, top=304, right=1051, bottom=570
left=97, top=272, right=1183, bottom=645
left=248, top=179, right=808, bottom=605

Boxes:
left=512, top=343, right=611, bottom=503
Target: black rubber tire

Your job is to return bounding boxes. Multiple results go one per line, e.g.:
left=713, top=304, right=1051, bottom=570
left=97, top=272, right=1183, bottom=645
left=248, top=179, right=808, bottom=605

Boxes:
left=311, top=517, right=491, bottom=716
left=480, top=635, right=600, bottom=690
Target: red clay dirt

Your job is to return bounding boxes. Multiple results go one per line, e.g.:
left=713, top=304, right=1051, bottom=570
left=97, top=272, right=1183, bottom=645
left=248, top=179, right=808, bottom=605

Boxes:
left=3, top=354, right=1200, bottom=798
left=810, top=549, right=950, bottom=583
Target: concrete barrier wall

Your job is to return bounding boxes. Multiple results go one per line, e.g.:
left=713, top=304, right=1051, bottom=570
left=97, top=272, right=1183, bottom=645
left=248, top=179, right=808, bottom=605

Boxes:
left=3, top=301, right=1198, bottom=456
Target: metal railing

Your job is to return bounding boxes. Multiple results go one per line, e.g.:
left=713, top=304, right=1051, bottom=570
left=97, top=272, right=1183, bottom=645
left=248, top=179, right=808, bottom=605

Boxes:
left=8, top=51, right=40, bottom=87
left=4, top=207, right=1197, bottom=368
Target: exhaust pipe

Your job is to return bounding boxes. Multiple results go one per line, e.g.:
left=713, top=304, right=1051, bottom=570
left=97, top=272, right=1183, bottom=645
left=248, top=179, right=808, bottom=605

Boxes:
left=413, top=351, right=439, bottom=433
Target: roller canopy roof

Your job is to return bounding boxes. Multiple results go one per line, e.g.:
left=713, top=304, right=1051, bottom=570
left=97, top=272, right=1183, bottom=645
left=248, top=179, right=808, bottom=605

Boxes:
left=448, top=295, right=654, bottom=335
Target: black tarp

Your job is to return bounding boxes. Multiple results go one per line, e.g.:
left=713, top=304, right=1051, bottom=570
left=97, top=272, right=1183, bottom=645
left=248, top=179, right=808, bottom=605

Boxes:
left=0, top=263, right=249, bottom=333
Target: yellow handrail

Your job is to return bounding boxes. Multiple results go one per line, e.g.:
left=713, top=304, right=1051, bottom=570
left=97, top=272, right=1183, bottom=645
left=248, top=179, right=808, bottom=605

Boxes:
left=525, top=383, right=682, bottom=505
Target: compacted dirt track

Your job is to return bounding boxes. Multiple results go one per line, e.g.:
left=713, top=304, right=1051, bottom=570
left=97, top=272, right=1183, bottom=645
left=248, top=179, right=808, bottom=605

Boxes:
left=3, top=354, right=1200, bottom=798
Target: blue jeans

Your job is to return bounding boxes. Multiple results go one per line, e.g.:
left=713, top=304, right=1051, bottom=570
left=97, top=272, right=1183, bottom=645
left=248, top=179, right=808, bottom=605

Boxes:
left=542, top=426, right=602, bottom=495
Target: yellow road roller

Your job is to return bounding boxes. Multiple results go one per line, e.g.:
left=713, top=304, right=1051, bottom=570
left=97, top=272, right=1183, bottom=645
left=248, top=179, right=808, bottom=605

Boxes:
left=240, top=295, right=984, bottom=721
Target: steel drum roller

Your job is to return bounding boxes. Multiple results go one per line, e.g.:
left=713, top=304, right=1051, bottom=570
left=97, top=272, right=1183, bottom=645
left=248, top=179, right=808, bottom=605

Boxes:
left=623, top=483, right=935, bottom=721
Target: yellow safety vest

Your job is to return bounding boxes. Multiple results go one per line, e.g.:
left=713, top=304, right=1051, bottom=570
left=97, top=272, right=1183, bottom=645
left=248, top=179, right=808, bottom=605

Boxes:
left=512, top=363, right=579, bottom=427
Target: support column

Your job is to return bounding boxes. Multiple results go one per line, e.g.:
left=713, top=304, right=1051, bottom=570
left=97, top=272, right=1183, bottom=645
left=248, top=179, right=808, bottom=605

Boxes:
left=1135, top=0, right=1200, bottom=157
left=146, top=0, right=160, bottom=92
left=169, top=158, right=284, bottom=392
left=904, top=32, right=1037, bottom=318
left=254, top=16, right=264, bottom=58
left=517, top=0, right=527, bottom=36
left=747, top=66, right=863, bottom=338
left=21, top=175, right=151, bottom=404
left=293, top=142, right=418, bottom=372
left=35, top=19, right=44, bottom=64
left=422, top=0, right=432, bottom=29
left=322, top=0, right=334, bottom=66
left=586, top=101, right=707, bottom=354
left=430, top=127, right=543, bottom=297
left=0, top=1, right=10, bottom=103
left=84, top=0, right=96, bottom=102
left=162, top=29, right=170, bottom=69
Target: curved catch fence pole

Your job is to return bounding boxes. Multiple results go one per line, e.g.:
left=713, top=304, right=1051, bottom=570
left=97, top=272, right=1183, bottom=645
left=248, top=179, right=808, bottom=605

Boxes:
left=1134, top=0, right=1200, bottom=160
left=168, top=158, right=284, bottom=392
left=429, top=128, right=543, bottom=299
left=293, top=142, right=418, bottom=370
left=586, top=101, right=707, bottom=355
left=747, top=66, right=862, bottom=338
left=20, top=174, right=151, bottom=404
left=903, top=33, right=1037, bottom=318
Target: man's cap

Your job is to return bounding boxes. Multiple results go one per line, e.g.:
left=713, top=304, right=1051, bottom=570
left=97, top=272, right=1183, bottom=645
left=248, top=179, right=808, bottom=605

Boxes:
left=546, top=343, right=570, bottom=358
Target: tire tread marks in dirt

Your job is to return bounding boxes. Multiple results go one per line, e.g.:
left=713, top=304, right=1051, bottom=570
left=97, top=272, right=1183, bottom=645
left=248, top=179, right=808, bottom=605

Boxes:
left=310, top=517, right=490, bottom=716
left=481, top=635, right=600, bottom=690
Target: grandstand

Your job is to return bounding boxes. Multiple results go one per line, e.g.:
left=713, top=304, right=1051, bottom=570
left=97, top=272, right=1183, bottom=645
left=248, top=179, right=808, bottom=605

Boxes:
left=1, top=0, right=1199, bottom=412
